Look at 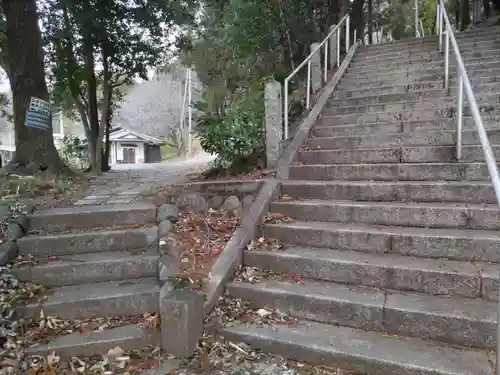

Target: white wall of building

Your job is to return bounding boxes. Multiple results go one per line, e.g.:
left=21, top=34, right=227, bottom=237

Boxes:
left=110, top=141, right=146, bottom=164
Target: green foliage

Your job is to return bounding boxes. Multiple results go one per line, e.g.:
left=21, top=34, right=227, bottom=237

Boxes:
left=196, top=84, right=264, bottom=168
left=58, top=135, right=88, bottom=170
left=163, top=128, right=185, bottom=157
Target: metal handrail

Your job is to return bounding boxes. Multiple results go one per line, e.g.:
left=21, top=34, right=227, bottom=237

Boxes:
left=179, top=67, right=193, bottom=156
left=283, top=13, right=350, bottom=139
left=420, top=19, right=425, bottom=37
left=437, top=2, right=500, bottom=372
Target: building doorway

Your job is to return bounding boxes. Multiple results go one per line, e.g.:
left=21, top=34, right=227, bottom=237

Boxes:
left=122, top=147, right=136, bottom=164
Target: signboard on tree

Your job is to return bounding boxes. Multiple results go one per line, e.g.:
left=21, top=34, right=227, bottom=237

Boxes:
left=24, top=97, right=51, bottom=131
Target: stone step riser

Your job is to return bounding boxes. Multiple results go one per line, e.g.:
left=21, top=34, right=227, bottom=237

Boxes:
left=243, top=250, right=485, bottom=299
left=307, top=130, right=500, bottom=149
left=346, top=59, right=498, bottom=77
left=220, top=322, right=493, bottom=375
left=289, top=163, right=490, bottom=181
left=281, top=182, right=496, bottom=204
left=227, top=282, right=496, bottom=349
left=29, top=203, right=157, bottom=233
left=337, top=75, right=500, bottom=94
left=18, top=283, right=159, bottom=321
left=351, top=48, right=500, bottom=66
left=323, top=97, right=500, bottom=116
left=330, top=85, right=500, bottom=106
left=11, top=253, right=160, bottom=287
left=17, top=227, right=159, bottom=257
left=25, top=324, right=159, bottom=360
left=318, top=109, right=499, bottom=126
left=270, top=201, right=500, bottom=230
left=311, top=119, right=493, bottom=137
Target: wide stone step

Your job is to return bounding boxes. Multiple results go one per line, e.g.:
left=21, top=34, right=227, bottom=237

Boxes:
left=330, top=83, right=500, bottom=106
left=11, top=249, right=159, bottom=287
left=243, top=246, right=488, bottom=298
left=227, top=279, right=496, bottom=349
left=351, top=47, right=500, bottom=67
left=18, top=277, right=160, bottom=320
left=289, top=162, right=490, bottom=181
left=307, top=129, right=500, bottom=149
left=25, top=324, right=159, bottom=359
left=17, top=226, right=159, bottom=257
left=29, top=203, right=157, bottom=233
left=298, top=145, right=500, bottom=164
left=263, top=221, right=500, bottom=263
left=346, top=56, right=500, bottom=76
left=318, top=106, right=500, bottom=126
left=270, top=199, right=500, bottom=230
left=220, top=321, right=492, bottom=375
left=281, top=180, right=496, bottom=204
left=311, top=119, right=498, bottom=137
left=336, top=75, right=500, bottom=96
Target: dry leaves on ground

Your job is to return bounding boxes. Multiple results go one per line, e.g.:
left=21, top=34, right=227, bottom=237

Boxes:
left=173, top=209, right=240, bottom=291
left=246, top=237, right=287, bottom=252
left=263, top=212, right=295, bottom=225
left=234, top=266, right=304, bottom=285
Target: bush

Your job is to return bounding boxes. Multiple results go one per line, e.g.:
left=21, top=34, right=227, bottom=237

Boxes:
left=196, top=84, right=264, bottom=170
left=58, top=135, right=88, bottom=170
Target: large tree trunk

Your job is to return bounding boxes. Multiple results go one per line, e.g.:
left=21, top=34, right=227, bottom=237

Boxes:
left=2, top=0, right=69, bottom=176
left=368, top=0, right=373, bottom=44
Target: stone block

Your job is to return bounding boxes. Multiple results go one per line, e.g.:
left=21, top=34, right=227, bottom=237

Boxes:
left=158, top=219, right=173, bottom=237
left=6, top=222, right=24, bottom=240
left=208, top=196, right=224, bottom=209
left=310, top=42, right=322, bottom=93
left=158, top=254, right=180, bottom=283
left=0, top=240, right=17, bottom=266
left=242, top=195, right=254, bottom=212
left=221, top=195, right=241, bottom=211
left=159, top=288, right=204, bottom=357
left=264, top=79, right=283, bottom=168
left=157, top=204, right=179, bottom=223
left=175, top=193, right=208, bottom=213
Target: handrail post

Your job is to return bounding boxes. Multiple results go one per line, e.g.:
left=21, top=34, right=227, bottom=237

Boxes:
left=323, top=42, right=328, bottom=83
left=337, top=28, right=340, bottom=66
left=438, top=5, right=443, bottom=51
left=456, top=76, right=463, bottom=160
left=415, top=0, right=419, bottom=37
left=187, top=68, right=192, bottom=156
left=346, top=15, right=350, bottom=52
left=306, top=60, right=311, bottom=109
left=284, top=78, right=289, bottom=140
left=444, top=30, right=449, bottom=92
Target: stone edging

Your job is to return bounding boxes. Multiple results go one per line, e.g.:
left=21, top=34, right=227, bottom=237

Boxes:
left=0, top=200, right=35, bottom=266
left=201, top=42, right=360, bottom=317
left=276, top=41, right=360, bottom=180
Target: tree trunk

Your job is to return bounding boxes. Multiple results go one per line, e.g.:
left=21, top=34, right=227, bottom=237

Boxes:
left=103, top=88, right=113, bottom=172
left=2, top=0, right=70, bottom=176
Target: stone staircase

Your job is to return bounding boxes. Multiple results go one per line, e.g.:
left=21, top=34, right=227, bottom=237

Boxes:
left=220, top=27, right=500, bottom=374
left=15, top=203, right=162, bottom=358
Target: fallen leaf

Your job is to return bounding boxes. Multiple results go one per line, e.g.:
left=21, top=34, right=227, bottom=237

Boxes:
left=47, top=256, right=57, bottom=261
left=287, top=273, right=302, bottom=283
left=212, top=246, right=223, bottom=256
left=77, top=321, right=99, bottom=335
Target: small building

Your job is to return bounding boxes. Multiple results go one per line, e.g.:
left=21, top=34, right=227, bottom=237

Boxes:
left=109, top=127, right=162, bottom=164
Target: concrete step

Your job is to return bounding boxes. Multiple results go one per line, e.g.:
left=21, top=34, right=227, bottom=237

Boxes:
left=25, top=324, right=159, bottom=359
left=280, top=180, right=496, bottom=204
left=17, top=226, right=159, bottom=257
left=311, top=118, right=499, bottom=137
left=330, top=83, right=500, bottom=106
left=29, top=203, right=157, bottom=233
left=220, top=321, right=492, bottom=375
left=346, top=57, right=500, bottom=77
left=227, top=279, right=496, bottom=349
left=270, top=199, right=500, bottom=230
left=351, top=47, right=500, bottom=67
left=18, top=277, right=160, bottom=320
left=243, top=246, right=488, bottom=298
left=12, top=249, right=159, bottom=287
left=317, top=107, right=500, bottom=126
left=262, top=221, right=500, bottom=262
left=289, top=162, right=490, bottom=181
left=307, top=129, right=500, bottom=149
left=335, top=78, right=500, bottom=99
left=298, top=145, right=500, bottom=164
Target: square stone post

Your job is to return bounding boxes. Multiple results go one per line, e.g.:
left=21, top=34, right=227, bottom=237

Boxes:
left=264, top=79, right=283, bottom=168
left=329, top=24, right=338, bottom=67
left=310, top=43, right=322, bottom=93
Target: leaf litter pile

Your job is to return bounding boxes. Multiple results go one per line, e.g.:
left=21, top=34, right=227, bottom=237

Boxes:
left=172, top=208, right=240, bottom=292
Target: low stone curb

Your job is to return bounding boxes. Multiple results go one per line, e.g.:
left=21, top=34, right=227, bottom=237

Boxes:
left=203, top=179, right=279, bottom=314
left=0, top=199, right=35, bottom=266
